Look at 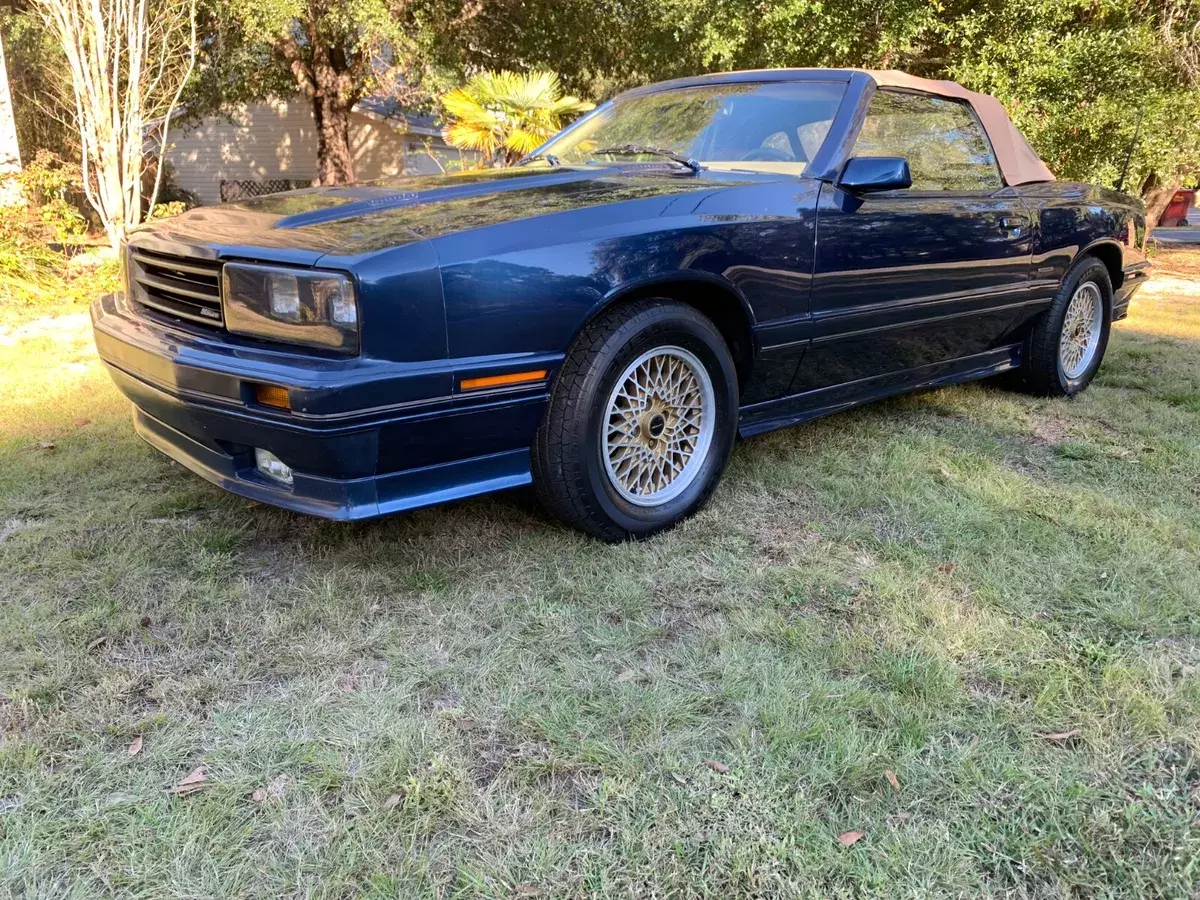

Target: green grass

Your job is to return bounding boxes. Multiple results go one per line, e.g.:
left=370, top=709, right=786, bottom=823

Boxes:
left=2, top=273, right=1200, bottom=898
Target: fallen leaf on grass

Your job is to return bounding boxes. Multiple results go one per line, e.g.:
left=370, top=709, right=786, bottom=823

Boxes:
left=701, top=759, right=730, bottom=774
left=86, top=635, right=109, bottom=652
left=127, top=736, right=143, bottom=757
left=838, top=830, right=864, bottom=847
left=890, top=811, right=911, bottom=825
left=169, top=766, right=207, bottom=796
left=616, top=669, right=639, bottom=684
left=514, top=885, right=540, bottom=898
left=884, top=769, right=900, bottom=793
left=1040, top=729, right=1081, bottom=743
left=936, top=562, right=957, bottom=575
left=669, top=772, right=688, bottom=786
left=139, top=616, right=152, bottom=628
left=73, top=417, right=91, bottom=427
left=36, top=441, right=55, bottom=451
left=252, top=774, right=288, bottom=803
left=514, top=742, right=549, bottom=760
left=383, top=793, right=402, bottom=811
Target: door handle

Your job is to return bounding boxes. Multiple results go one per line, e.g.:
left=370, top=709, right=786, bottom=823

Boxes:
left=1000, top=215, right=1028, bottom=233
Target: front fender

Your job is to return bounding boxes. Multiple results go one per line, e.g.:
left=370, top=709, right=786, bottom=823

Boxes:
left=435, top=180, right=820, bottom=361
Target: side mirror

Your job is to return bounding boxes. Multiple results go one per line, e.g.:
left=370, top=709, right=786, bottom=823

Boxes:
left=838, top=156, right=912, bottom=193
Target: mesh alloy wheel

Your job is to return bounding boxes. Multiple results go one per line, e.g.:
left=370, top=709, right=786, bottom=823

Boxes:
left=601, top=346, right=716, bottom=507
left=1005, top=256, right=1112, bottom=398
left=1058, top=281, right=1103, bottom=380
left=531, top=298, right=738, bottom=541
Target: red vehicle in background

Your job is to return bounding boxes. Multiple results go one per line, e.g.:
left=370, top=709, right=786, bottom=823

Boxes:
left=1159, top=189, right=1196, bottom=227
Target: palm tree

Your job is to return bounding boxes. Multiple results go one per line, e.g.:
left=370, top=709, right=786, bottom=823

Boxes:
left=441, top=70, right=593, bottom=167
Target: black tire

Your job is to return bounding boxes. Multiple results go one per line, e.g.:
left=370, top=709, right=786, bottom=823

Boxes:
left=532, top=299, right=739, bottom=541
left=1010, top=256, right=1113, bottom=397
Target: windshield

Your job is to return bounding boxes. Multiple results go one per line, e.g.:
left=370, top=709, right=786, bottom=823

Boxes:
left=534, top=81, right=847, bottom=175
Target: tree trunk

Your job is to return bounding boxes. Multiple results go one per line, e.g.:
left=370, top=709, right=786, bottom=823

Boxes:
left=1141, top=172, right=1183, bottom=244
left=280, top=23, right=360, bottom=186
left=0, top=32, right=24, bottom=206
left=311, top=92, right=355, bottom=185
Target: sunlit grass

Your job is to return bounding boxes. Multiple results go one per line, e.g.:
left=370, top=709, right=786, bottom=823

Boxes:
left=2, top=266, right=1199, bottom=897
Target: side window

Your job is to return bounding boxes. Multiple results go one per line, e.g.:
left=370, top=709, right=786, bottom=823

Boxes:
left=852, top=90, right=1002, bottom=192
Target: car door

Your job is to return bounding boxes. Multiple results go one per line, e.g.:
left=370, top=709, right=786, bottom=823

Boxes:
left=793, top=89, right=1033, bottom=393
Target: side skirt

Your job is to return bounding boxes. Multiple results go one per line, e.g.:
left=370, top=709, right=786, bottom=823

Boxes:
left=737, top=345, right=1022, bottom=438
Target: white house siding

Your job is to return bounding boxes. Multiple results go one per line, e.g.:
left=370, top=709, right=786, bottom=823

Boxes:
left=165, top=98, right=472, bottom=205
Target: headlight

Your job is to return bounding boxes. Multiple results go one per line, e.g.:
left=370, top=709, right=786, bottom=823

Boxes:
left=221, top=262, right=359, bottom=353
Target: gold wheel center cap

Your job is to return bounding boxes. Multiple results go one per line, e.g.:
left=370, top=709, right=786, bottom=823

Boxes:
left=638, top=402, right=669, bottom=445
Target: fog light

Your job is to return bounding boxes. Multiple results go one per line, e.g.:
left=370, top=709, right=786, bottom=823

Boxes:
left=254, top=448, right=293, bottom=485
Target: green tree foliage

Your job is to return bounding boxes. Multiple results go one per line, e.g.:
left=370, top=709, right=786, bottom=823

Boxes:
left=424, top=0, right=1198, bottom=217
left=441, top=70, right=592, bottom=165
left=0, top=6, right=76, bottom=162
left=419, top=0, right=938, bottom=99
left=6, top=0, right=1199, bottom=212
left=938, top=0, right=1200, bottom=222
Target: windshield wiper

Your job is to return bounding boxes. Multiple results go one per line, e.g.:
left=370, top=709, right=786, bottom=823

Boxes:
left=593, top=145, right=701, bottom=174
left=518, top=153, right=561, bottom=167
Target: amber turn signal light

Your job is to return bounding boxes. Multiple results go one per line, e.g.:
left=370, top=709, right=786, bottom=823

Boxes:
left=255, top=383, right=291, bottom=410
left=461, top=369, right=548, bottom=391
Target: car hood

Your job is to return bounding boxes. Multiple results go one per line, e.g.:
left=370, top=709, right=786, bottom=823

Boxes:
left=130, top=166, right=745, bottom=266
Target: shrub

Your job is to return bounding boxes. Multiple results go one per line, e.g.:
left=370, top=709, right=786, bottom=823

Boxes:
left=15, top=150, right=89, bottom=243
left=0, top=152, right=114, bottom=308
left=144, top=160, right=199, bottom=216
left=148, top=200, right=189, bottom=220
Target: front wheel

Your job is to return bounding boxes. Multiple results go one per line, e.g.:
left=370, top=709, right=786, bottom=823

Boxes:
left=1011, top=257, right=1113, bottom=397
left=532, top=299, right=738, bottom=541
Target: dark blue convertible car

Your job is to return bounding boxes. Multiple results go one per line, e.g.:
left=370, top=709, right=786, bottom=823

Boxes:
left=93, top=68, right=1149, bottom=539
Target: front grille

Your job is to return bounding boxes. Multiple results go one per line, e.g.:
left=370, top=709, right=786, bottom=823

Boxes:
left=129, top=248, right=224, bottom=327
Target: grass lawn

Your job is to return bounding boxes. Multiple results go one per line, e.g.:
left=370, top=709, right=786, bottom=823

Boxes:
left=2, top=251, right=1200, bottom=898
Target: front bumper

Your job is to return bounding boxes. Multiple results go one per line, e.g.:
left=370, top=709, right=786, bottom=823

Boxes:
left=92, top=293, right=550, bottom=520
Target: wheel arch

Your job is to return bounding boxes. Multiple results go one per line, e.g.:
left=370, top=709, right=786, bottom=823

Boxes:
left=574, top=273, right=757, bottom=389
left=1076, top=239, right=1124, bottom=294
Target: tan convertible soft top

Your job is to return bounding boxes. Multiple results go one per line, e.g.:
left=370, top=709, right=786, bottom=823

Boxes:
left=867, top=70, right=1055, bottom=186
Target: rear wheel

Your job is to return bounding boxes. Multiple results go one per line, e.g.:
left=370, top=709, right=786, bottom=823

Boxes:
left=1010, top=257, right=1112, bottom=397
left=532, top=299, right=738, bottom=541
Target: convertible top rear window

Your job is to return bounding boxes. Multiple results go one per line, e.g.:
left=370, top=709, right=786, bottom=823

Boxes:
left=537, top=82, right=848, bottom=175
